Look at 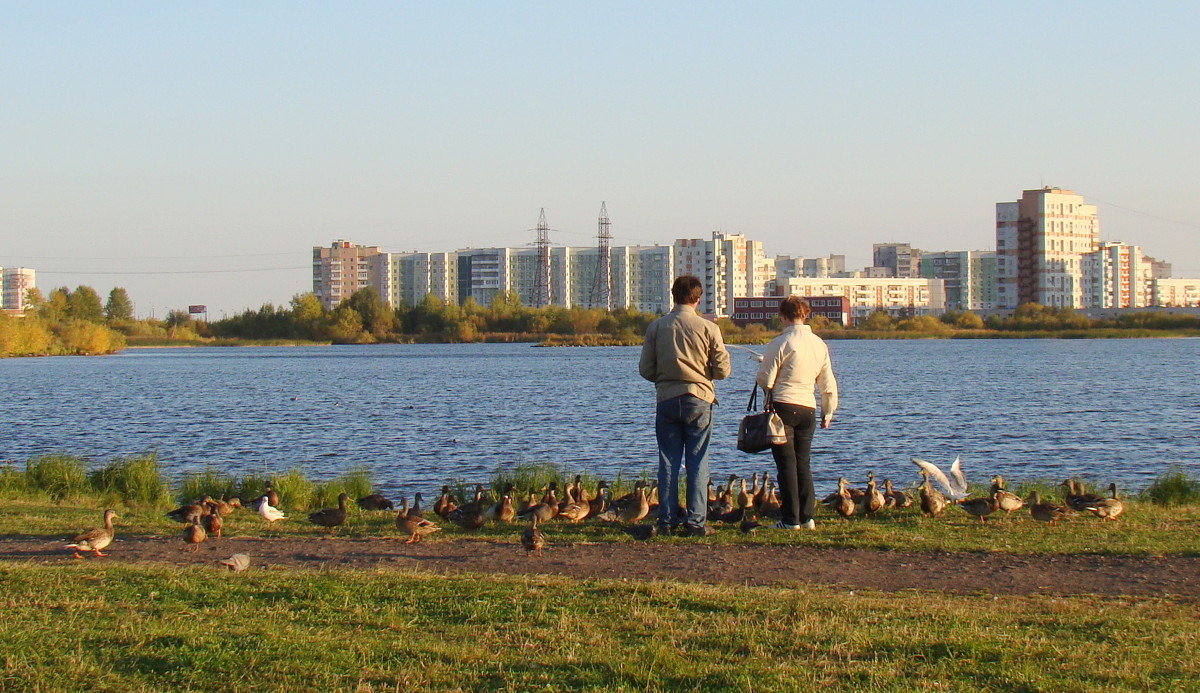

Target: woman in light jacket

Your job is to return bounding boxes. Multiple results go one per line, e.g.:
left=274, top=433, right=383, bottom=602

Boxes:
left=755, top=296, right=838, bottom=530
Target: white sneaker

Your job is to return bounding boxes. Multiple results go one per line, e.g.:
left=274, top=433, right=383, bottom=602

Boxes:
left=773, top=521, right=802, bottom=530
left=800, top=519, right=816, bottom=530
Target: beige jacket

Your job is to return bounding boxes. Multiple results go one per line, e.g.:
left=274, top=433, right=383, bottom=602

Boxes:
left=755, top=323, right=838, bottom=417
left=639, top=304, right=731, bottom=403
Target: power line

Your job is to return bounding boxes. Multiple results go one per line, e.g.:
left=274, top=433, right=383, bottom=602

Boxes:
left=2, top=251, right=308, bottom=261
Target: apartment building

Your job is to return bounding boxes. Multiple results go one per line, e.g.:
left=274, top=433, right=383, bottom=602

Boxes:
left=774, top=254, right=846, bottom=280
left=1082, top=241, right=1152, bottom=309
left=1, top=267, right=36, bottom=313
left=919, top=251, right=998, bottom=311
left=775, top=276, right=945, bottom=320
left=312, top=241, right=387, bottom=310
left=996, top=187, right=1099, bottom=309
left=1152, top=278, right=1200, bottom=307
left=673, top=232, right=773, bottom=317
left=873, top=243, right=922, bottom=278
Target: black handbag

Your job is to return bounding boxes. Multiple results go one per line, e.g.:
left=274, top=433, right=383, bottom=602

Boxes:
left=737, top=385, right=787, bottom=454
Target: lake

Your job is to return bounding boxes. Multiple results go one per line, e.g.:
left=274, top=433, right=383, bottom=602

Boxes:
left=1, top=340, right=1196, bottom=499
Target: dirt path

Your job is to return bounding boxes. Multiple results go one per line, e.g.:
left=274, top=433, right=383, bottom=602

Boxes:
left=4, top=535, right=1198, bottom=599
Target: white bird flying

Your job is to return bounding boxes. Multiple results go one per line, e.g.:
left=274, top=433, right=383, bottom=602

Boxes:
left=910, top=456, right=970, bottom=500
left=257, top=495, right=287, bottom=523
left=727, top=344, right=764, bottom=362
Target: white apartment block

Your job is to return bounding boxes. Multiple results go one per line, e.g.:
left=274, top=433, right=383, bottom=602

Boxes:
left=384, top=252, right=459, bottom=307
left=996, top=187, right=1099, bottom=309
left=776, top=276, right=946, bottom=320
left=673, top=232, right=773, bottom=317
left=873, top=243, right=921, bottom=278
left=1, top=267, right=37, bottom=313
left=774, top=254, right=846, bottom=280
left=1152, top=279, right=1200, bottom=307
left=1083, top=241, right=1152, bottom=309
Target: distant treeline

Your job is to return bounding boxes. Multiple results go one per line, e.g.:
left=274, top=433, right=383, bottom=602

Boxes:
left=4, top=285, right=1198, bottom=357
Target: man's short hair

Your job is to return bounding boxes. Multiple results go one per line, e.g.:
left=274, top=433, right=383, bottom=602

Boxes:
left=779, top=295, right=811, bottom=321
left=671, top=275, right=703, bottom=305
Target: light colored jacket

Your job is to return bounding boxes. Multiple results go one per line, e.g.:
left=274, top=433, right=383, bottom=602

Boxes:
left=755, top=323, right=838, bottom=417
left=639, top=304, right=731, bottom=403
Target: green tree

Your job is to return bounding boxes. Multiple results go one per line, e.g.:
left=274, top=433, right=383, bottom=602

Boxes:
left=345, top=288, right=395, bottom=338
left=954, top=311, right=984, bottom=329
left=39, top=288, right=71, bottom=322
left=104, top=287, right=135, bottom=321
left=165, top=309, right=192, bottom=329
left=67, top=286, right=105, bottom=323
left=859, top=310, right=895, bottom=331
left=290, top=292, right=326, bottom=340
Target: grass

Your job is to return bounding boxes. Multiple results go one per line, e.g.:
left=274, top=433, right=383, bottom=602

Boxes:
left=1144, top=466, right=1200, bottom=507
left=88, top=453, right=171, bottom=507
left=0, top=562, right=1197, bottom=692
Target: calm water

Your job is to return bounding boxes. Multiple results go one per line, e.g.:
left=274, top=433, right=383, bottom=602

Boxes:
left=1, top=340, right=1197, bottom=498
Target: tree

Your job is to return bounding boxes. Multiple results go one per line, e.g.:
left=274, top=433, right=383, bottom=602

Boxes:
left=859, top=310, right=895, bottom=331
left=165, top=309, right=192, bottom=328
left=67, top=285, right=105, bottom=323
left=345, top=288, right=395, bottom=338
left=39, top=288, right=71, bottom=322
left=104, top=287, right=134, bottom=322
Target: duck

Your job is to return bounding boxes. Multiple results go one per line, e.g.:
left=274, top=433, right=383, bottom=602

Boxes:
left=957, top=493, right=998, bottom=522
left=308, top=493, right=349, bottom=532
left=557, top=485, right=590, bottom=523
left=1061, top=479, right=1105, bottom=512
left=521, top=516, right=545, bottom=557
left=617, top=482, right=650, bottom=523
left=883, top=479, right=911, bottom=509
left=408, top=492, right=426, bottom=519
left=989, top=476, right=1024, bottom=517
left=263, top=486, right=281, bottom=509
left=1082, top=483, right=1124, bottom=521
left=396, top=509, right=441, bottom=543
left=918, top=470, right=948, bottom=518
left=486, top=493, right=516, bottom=523
left=859, top=472, right=886, bottom=517
left=831, top=477, right=855, bottom=518
left=212, top=496, right=241, bottom=517
left=202, top=502, right=224, bottom=538
left=434, top=486, right=457, bottom=519
left=1028, top=491, right=1070, bottom=525
left=66, top=509, right=118, bottom=559
left=183, top=516, right=207, bottom=552
left=355, top=493, right=394, bottom=511
left=257, top=495, right=287, bottom=523
left=588, top=482, right=609, bottom=517
left=622, top=523, right=658, bottom=541
left=736, top=478, right=752, bottom=510
left=165, top=497, right=208, bottom=524
left=448, top=489, right=488, bottom=530
left=759, top=482, right=782, bottom=520
left=517, top=486, right=559, bottom=524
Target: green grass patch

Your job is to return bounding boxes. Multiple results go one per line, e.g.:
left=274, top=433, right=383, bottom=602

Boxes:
left=23, top=454, right=89, bottom=500
left=87, top=452, right=171, bottom=508
left=1143, top=467, right=1200, bottom=507
left=0, top=562, right=1197, bottom=692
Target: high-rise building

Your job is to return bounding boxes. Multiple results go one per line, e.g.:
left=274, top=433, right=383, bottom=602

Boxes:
left=1083, top=241, right=1152, bottom=309
left=1152, top=279, right=1200, bottom=307
left=774, top=254, right=846, bottom=280
left=673, top=232, right=773, bottom=317
left=919, top=251, right=997, bottom=311
left=1, top=267, right=37, bottom=313
left=873, top=243, right=921, bottom=278
left=996, top=187, right=1099, bottom=309
left=312, top=241, right=387, bottom=310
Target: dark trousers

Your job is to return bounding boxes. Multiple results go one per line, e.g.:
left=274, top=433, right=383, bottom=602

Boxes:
left=769, top=402, right=817, bottom=525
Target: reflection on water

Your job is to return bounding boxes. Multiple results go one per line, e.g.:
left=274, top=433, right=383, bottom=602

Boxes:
left=1, top=340, right=1196, bottom=497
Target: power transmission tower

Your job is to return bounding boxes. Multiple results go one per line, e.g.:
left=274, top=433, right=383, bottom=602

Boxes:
left=590, top=202, right=612, bottom=310
left=532, top=208, right=552, bottom=308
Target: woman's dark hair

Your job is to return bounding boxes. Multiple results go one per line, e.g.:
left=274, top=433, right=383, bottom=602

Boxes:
left=671, top=275, right=703, bottom=305
left=779, top=295, right=811, bottom=322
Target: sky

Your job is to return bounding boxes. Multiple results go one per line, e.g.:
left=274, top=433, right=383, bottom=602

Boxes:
left=3, top=1, right=1198, bottom=318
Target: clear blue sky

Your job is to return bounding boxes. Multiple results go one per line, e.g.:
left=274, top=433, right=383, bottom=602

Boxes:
left=3, top=1, right=1197, bottom=317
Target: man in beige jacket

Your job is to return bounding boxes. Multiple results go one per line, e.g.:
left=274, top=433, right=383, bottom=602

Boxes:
left=639, top=275, right=731, bottom=536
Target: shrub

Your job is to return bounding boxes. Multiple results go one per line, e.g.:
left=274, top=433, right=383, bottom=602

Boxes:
left=24, top=454, right=89, bottom=500
left=270, top=468, right=316, bottom=510
left=312, top=466, right=374, bottom=508
left=0, top=461, right=24, bottom=495
left=1142, top=467, right=1200, bottom=507
left=177, top=466, right=241, bottom=504
left=88, top=452, right=170, bottom=506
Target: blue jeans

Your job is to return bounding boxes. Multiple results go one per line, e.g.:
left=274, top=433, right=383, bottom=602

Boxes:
left=654, top=394, right=713, bottom=528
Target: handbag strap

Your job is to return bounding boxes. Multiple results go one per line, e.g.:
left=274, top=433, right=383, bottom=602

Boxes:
left=746, top=384, right=775, bottom=413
